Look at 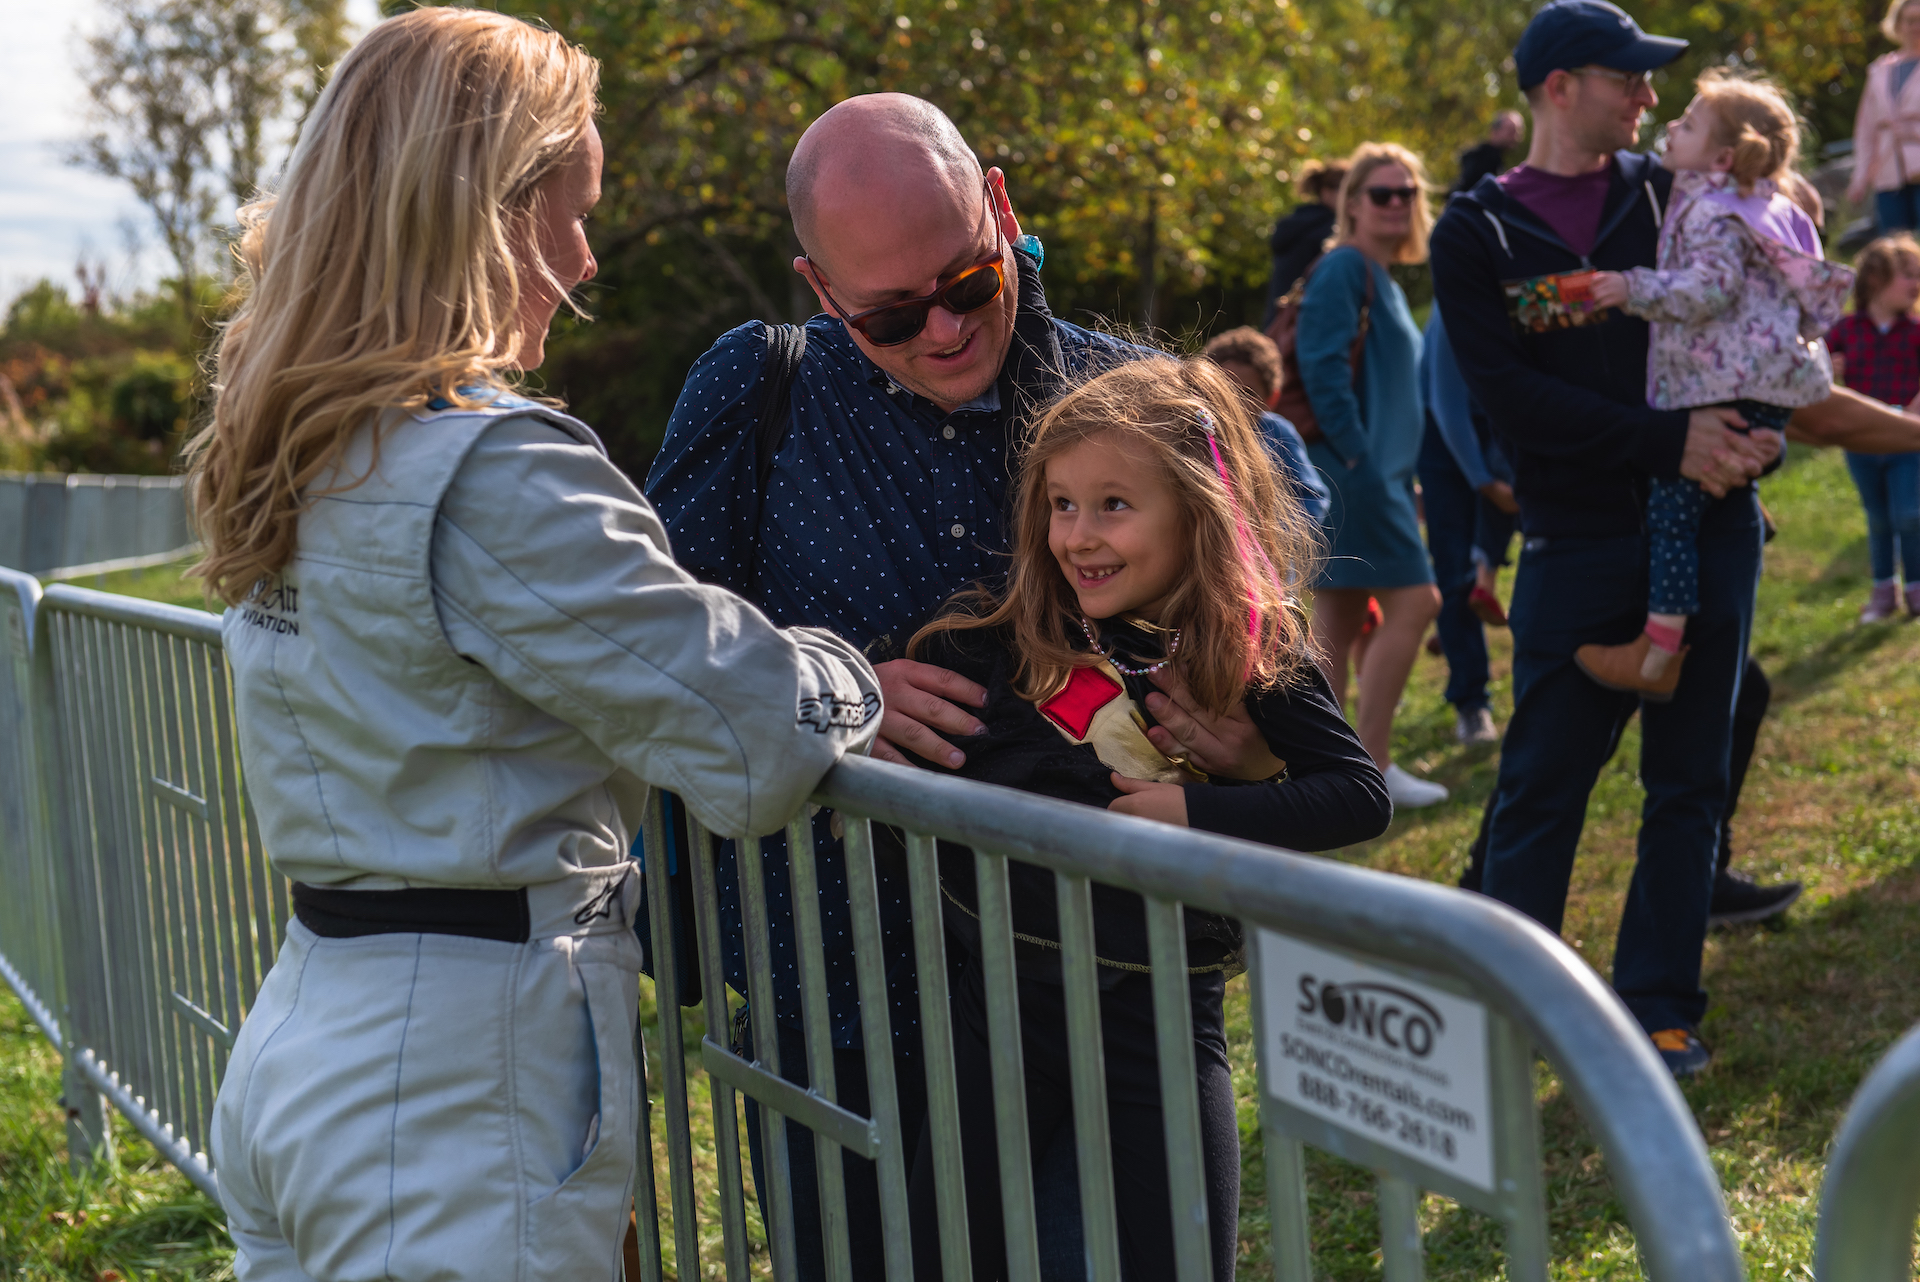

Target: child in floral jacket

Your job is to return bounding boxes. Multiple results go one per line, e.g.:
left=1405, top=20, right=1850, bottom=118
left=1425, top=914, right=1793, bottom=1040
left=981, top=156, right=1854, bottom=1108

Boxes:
left=1579, top=70, right=1853, bottom=695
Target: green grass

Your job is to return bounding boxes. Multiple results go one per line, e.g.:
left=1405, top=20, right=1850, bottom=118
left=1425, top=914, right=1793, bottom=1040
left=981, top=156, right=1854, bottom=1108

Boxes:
left=5, top=445, right=1917, bottom=1277
left=0, top=992, right=232, bottom=1280
left=42, top=556, right=212, bottom=614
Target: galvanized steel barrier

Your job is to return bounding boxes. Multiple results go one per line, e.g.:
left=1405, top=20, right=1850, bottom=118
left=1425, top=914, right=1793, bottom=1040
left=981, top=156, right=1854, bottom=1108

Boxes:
left=1813, top=1020, right=1920, bottom=1281
left=0, top=579, right=1748, bottom=1279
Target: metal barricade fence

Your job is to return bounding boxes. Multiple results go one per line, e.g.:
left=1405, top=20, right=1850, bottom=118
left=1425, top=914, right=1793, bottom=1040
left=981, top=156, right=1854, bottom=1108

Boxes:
left=0, top=567, right=61, bottom=1045
left=1813, top=1020, right=1920, bottom=1281
left=0, top=582, right=1749, bottom=1279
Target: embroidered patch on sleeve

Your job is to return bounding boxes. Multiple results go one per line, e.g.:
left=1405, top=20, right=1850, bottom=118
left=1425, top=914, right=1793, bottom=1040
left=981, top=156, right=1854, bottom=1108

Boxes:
left=1038, top=665, right=1123, bottom=739
left=797, top=690, right=882, bottom=733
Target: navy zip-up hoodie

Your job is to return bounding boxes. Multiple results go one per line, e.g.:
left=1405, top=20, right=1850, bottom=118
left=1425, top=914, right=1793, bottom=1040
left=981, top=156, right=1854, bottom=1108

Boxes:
left=1430, top=151, right=1687, bottom=538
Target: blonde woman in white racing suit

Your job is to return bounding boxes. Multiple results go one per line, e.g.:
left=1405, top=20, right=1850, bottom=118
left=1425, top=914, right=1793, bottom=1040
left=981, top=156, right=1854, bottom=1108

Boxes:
left=189, top=11, right=881, bottom=1279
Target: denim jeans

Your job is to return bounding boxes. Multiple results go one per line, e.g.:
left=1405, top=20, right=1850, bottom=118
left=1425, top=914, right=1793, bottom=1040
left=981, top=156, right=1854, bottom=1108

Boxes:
left=1418, top=416, right=1492, bottom=712
left=1844, top=450, right=1920, bottom=583
left=1481, top=488, right=1762, bottom=1033
left=1878, top=184, right=1920, bottom=232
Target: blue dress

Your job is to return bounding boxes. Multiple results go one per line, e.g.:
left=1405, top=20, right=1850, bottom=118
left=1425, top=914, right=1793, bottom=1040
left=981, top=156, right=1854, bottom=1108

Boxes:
left=1297, top=246, right=1433, bottom=589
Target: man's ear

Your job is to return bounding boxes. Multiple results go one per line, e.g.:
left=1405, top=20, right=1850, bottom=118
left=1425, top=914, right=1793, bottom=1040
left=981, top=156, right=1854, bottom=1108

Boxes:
left=793, top=256, right=835, bottom=316
left=1542, top=68, right=1578, bottom=112
left=987, top=166, right=1024, bottom=243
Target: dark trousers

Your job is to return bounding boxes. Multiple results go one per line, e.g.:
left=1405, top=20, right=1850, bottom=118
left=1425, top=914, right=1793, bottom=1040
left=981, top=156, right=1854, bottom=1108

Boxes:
left=1877, top=184, right=1920, bottom=231
left=1418, top=417, right=1514, bottom=712
left=907, top=958, right=1239, bottom=1282
left=1481, top=491, right=1762, bottom=1032
left=742, top=1015, right=928, bottom=1282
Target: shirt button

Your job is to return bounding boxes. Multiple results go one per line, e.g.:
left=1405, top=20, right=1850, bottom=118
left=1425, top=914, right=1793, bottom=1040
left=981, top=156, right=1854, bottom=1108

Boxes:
left=950, top=523, right=966, bottom=538
left=942, top=425, right=956, bottom=440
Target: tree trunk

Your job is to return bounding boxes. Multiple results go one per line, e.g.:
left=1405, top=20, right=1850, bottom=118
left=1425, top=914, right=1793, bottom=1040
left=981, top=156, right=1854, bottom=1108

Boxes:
left=1135, top=190, right=1158, bottom=328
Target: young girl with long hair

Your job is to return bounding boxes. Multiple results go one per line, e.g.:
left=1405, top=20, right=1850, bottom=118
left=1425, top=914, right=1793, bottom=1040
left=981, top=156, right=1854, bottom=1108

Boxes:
left=896, top=355, right=1391, bottom=1281
left=1583, top=71, right=1852, bottom=694
left=193, top=11, right=879, bottom=1278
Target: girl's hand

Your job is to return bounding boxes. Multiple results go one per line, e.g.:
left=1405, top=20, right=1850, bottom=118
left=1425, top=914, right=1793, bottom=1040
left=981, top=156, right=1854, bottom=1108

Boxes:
left=1108, top=773, right=1189, bottom=826
left=1588, top=272, right=1629, bottom=310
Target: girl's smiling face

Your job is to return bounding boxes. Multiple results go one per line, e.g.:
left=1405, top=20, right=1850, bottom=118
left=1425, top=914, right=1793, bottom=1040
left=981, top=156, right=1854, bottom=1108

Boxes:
left=1046, top=431, right=1186, bottom=623
left=1660, top=96, right=1735, bottom=176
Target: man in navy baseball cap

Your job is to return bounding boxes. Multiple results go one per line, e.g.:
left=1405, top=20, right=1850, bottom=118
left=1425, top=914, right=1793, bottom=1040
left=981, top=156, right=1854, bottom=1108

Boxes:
left=1430, top=0, right=1779, bottom=1082
left=1514, top=0, right=1688, bottom=90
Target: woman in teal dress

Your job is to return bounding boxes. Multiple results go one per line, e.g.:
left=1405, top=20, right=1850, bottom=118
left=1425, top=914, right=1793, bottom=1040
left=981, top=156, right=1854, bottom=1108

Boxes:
left=1298, top=141, right=1448, bottom=809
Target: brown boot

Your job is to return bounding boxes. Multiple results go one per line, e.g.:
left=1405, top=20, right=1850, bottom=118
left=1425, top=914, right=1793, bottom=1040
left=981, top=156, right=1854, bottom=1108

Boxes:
left=1573, top=633, right=1687, bottom=702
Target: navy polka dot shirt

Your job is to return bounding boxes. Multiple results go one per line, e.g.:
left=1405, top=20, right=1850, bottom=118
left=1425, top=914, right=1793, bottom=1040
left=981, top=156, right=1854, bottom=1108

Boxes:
left=643, top=256, right=1136, bottom=1052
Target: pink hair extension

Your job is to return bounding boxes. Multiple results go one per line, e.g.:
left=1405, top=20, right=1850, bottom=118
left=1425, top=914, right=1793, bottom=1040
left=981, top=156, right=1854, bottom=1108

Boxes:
left=1196, top=408, right=1284, bottom=645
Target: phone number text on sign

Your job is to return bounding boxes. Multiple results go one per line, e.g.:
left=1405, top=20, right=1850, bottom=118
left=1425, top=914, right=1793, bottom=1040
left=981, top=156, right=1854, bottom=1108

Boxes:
left=1259, top=930, right=1495, bottom=1192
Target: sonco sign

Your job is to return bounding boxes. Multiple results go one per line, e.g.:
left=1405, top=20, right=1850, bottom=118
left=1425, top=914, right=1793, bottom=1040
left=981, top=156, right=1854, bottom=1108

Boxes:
left=1297, top=976, right=1445, bottom=1058
left=1260, top=930, right=1496, bottom=1192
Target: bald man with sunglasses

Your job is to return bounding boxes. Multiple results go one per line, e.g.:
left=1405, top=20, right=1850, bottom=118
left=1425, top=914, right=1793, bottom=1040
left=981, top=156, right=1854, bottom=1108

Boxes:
left=646, top=93, right=1286, bottom=1279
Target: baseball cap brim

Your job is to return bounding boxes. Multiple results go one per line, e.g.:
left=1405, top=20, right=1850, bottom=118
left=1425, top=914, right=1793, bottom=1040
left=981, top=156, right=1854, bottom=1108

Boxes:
left=1596, top=31, right=1689, bottom=73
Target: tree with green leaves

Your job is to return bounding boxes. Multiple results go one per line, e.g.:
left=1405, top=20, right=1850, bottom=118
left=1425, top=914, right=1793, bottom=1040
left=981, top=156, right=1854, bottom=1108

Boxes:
left=70, top=0, right=349, bottom=328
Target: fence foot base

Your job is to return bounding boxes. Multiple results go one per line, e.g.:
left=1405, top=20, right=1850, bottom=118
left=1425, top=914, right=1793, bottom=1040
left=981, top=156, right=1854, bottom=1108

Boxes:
left=62, top=1061, right=113, bottom=1176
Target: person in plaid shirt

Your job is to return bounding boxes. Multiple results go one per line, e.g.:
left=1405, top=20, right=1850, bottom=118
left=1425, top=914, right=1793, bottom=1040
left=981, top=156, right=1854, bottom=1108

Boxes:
left=1828, top=232, right=1920, bottom=620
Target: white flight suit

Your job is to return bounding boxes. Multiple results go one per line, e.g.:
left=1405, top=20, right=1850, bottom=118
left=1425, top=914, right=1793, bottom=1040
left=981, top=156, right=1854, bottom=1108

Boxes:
left=210, top=398, right=880, bottom=1280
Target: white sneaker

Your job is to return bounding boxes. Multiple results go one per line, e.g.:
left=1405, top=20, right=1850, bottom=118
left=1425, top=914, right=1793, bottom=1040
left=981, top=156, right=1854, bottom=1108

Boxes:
left=1383, top=763, right=1449, bottom=808
left=1454, top=707, right=1499, bottom=745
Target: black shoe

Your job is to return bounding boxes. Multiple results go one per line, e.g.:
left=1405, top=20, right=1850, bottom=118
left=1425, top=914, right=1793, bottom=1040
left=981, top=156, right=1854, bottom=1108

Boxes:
left=1708, top=870, right=1802, bottom=927
left=1652, top=1028, right=1711, bottom=1078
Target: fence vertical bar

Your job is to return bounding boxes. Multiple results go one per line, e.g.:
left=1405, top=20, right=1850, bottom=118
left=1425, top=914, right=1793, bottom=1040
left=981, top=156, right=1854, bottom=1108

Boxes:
left=185, top=639, right=247, bottom=1054
left=972, top=849, right=1039, bottom=1282
left=1377, top=1176, right=1425, bottom=1282
left=1245, top=931, right=1313, bottom=1282
left=1488, top=1011, right=1549, bottom=1281
left=132, top=621, right=198, bottom=1150
left=786, top=814, right=853, bottom=1282
left=1144, top=896, right=1211, bottom=1282
left=629, top=1003, right=664, bottom=1282
left=1054, top=870, right=1120, bottom=1281
left=641, top=795, right=698, bottom=1279
left=737, top=830, right=799, bottom=1280
left=842, top=817, right=914, bottom=1279
left=684, top=812, right=750, bottom=1282
left=904, top=830, right=970, bottom=1282
left=33, top=608, right=110, bottom=1167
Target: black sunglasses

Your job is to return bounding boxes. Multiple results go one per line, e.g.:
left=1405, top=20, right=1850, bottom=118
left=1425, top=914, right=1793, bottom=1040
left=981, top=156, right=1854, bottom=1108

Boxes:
left=807, top=180, right=1006, bottom=347
left=1366, top=185, right=1420, bottom=207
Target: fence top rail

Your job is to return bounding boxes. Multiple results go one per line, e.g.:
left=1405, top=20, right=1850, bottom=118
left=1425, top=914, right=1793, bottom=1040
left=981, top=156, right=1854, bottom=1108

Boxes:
left=815, top=753, right=1742, bottom=1281
left=1814, top=1020, right=1920, bottom=1281
left=39, top=582, right=221, bottom=645
left=0, top=565, right=40, bottom=623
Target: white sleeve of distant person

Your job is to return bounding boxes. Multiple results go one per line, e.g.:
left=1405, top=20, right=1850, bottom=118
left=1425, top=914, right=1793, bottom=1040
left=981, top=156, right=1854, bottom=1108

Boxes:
left=429, top=415, right=881, bottom=839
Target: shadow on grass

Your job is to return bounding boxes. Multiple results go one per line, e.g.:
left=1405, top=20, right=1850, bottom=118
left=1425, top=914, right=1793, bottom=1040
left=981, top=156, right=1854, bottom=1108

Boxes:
left=1768, top=620, right=1907, bottom=705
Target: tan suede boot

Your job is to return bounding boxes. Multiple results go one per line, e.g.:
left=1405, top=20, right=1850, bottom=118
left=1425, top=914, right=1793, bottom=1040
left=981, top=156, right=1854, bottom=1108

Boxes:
left=1573, top=632, right=1687, bottom=702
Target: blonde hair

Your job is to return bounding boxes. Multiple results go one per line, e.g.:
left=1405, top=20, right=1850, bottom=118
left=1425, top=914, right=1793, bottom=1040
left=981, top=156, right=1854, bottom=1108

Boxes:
left=1332, top=142, right=1434, bottom=265
left=1692, top=69, right=1801, bottom=193
left=911, top=356, right=1320, bottom=716
left=187, top=8, right=600, bottom=605
left=1854, top=233, right=1920, bottom=312
left=1883, top=0, right=1920, bottom=41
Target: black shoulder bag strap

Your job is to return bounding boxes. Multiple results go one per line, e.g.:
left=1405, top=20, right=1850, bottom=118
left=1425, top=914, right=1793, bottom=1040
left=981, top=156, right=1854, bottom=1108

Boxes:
left=742, top=321, right=806, bottom=596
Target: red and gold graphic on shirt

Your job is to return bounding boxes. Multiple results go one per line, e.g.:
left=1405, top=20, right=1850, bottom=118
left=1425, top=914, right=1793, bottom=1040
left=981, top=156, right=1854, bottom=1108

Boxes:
left=1035, top=660, right=1205, bottom=784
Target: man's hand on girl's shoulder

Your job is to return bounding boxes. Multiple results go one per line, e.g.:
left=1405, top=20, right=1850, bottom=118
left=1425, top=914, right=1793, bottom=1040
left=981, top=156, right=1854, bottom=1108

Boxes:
left=1142, top=670, right=1285, bottom=780
left=1108, top=773, right=1189, bottom=826
left=871, top=658, right=987, bottom=769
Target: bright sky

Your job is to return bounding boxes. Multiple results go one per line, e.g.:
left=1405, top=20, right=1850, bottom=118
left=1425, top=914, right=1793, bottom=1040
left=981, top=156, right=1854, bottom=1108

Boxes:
left=0, top=0, right=381, bottom=306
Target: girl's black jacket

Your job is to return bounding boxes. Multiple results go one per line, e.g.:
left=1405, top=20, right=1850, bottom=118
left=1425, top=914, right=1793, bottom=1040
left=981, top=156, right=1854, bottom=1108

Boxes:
left=883, top=623, right=1392, bottom=976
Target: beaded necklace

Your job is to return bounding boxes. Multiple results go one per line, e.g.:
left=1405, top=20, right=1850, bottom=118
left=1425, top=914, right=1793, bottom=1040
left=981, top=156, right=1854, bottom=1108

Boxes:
left=1078, top=615, right=1182, bottom=677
